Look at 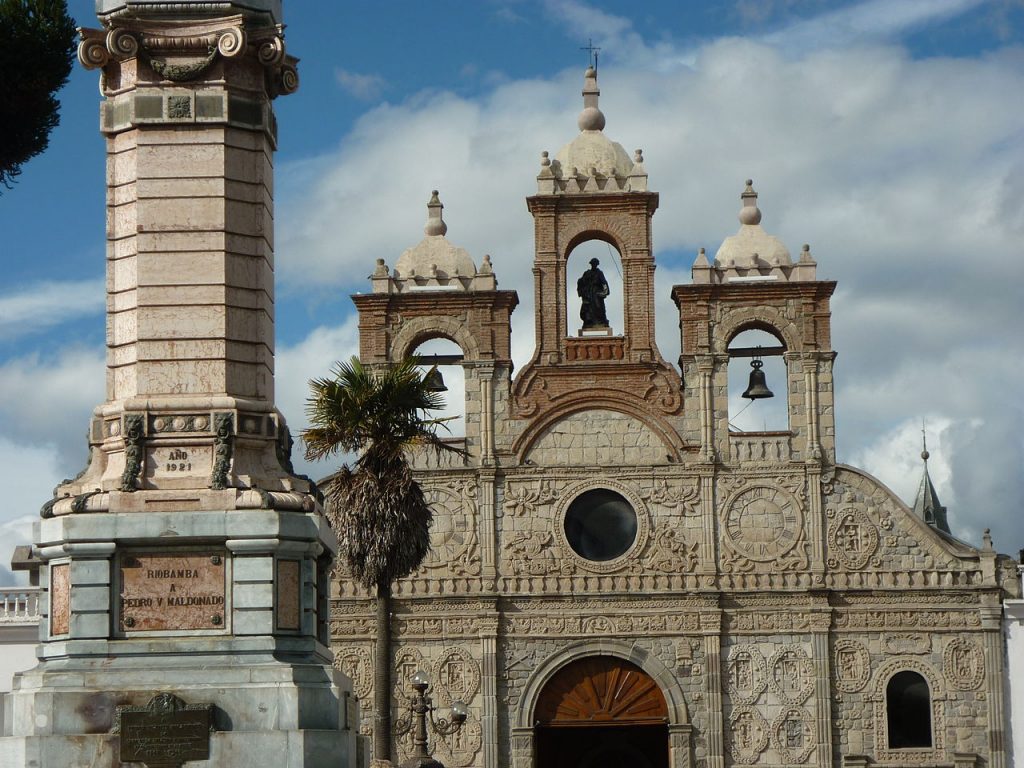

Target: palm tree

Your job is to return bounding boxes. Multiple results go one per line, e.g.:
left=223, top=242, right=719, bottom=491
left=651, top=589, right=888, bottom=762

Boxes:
left=303, top=356, right=462, bottom=766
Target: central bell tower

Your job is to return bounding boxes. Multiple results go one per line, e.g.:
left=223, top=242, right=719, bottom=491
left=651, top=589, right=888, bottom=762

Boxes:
left=512, top=67, right=683, bottom=457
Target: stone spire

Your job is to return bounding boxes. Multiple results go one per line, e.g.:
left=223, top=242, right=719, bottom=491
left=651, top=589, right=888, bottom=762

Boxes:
left=537, top=67, right=645, bottom=194
left=577, top=66, right=606, bottom=132
left=693, top=179, right=817, bottom=284
left=913, top=428, right=951, bottom=535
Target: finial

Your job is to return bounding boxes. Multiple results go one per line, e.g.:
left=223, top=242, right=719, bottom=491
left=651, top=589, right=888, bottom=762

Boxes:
left=983, top=528, right=993, bottom=551
left=738, top=179, right=762, bottom=226
left=540, top=151, right=550, bottom=167
left=921, top=420, right=930, bottom=461
left=424, top=190, right=447, bottom=237
left=634, top=148, right=644, bottom=164
left=480, top=254, right=493, bottom=274
left=577, top=65, right=606, bottom=132
left=800, top=244, right=813, bottom=262
left=373, top=258, right=388, bottom=277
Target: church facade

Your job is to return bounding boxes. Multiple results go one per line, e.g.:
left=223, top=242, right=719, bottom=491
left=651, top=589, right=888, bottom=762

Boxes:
left=330, top=68, right=1020, bottom=768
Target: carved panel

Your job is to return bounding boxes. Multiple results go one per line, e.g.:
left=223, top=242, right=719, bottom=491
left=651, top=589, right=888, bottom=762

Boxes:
left=421, top=479, right=480, bottom=576
left=827, top=505, right=879, bottom=569
left=943, top=637, right=984, bottom=690
left=728, top=705, right=769, bottom=764
left=833, top=639, right=870, bottom=693
left=334, top=646, right=373, bottom=700
left=393, top=647, right=427, bottom=699
left=726, top=646, right=767, bottom=704
left=769, top=647, right=814, bottom=705
left=771, top=707, right=815, bottom=764
left=432, top=646, right=481, bottom=706
left=433, top=720, right=483, bottom=768
left=721, top=479, right=807, bottom=571
left=883, top=633, right=931, bottom=655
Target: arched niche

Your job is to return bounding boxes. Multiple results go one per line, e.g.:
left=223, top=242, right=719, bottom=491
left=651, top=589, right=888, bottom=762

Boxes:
left=410, top=336, right=466, bottom=439
left=565, top=238, right=624, bottom=337
left=727, top=327, right=789, bottom=433
left=869, top=658, right=945, bottom=762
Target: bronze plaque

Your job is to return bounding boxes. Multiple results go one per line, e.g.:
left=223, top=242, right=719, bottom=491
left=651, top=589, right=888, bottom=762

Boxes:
left=276, top=559, right=301, bottom=631
left=116, top=692, right=212, bottom=768
left=120, top=552, right=226, bottom=632
left=50, top=563, right=70, bottom=636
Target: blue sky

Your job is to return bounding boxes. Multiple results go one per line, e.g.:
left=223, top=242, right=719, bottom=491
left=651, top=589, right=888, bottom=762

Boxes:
left=1, top=0, right=1023, bottom=582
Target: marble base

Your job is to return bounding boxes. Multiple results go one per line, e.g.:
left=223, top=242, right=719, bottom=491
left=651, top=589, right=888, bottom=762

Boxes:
left=1, top=657, right=358, bottom=767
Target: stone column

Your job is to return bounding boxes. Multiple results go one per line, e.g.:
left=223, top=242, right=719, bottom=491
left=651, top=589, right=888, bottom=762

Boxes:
left=0, top=3, right=355, bottom=766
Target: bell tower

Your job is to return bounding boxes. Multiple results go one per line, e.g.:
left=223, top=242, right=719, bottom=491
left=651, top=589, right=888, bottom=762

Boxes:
left=673, top=181, right=837, bottom=466
left=513, top=68, right=682, bottom=450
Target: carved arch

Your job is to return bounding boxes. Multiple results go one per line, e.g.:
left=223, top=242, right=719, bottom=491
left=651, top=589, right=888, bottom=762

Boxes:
left=715, top=306, right=803, bottom=354
left=390, top=315, right=481, bottom=361
left=515, top=639, right=689, bottom=729
left=513, top=397, right=686, bottom=464
left=870, top=657, right=945, bottom=702
left=559, top=221, right=631, bottom=261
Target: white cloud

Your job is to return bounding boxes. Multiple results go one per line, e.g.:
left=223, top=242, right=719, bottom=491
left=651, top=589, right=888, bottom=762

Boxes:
left=0, top=279, right=104, bottom=341
left=334, top=68, right=388, bottom=101
left=761, top=0, right=988, bottom=49
left=275, top=318, right=362, bottom=479
left=0, top=439, right=62, bottom=585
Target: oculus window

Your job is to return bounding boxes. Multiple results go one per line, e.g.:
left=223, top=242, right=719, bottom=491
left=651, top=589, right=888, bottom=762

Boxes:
left=564, top=489, right=637, bottom=562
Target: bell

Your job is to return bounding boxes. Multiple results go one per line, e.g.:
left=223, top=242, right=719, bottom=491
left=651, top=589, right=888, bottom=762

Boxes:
left=742, top=358, right=774, bottom=400
left=423, top=366, right=447, bottom=393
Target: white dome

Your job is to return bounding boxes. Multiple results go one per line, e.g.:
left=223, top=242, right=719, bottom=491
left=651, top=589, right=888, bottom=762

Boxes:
left=554, top=131, right=634, bottom=179
left=393, top=191, right=477, bottom=280
left=714, top=181, right=791, bottom=268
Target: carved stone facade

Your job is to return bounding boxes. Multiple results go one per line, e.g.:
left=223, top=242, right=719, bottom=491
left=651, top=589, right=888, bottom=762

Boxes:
left=330, top=68, right=1019, bottom=768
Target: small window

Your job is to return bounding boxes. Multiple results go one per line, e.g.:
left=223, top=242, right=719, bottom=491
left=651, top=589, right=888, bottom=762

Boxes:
left=563, top=489, right=637, bottom=562
left=886, top=671, right=932, bottom=748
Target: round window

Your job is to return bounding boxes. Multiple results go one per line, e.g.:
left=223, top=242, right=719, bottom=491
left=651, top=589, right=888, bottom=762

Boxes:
left=563, top=488, right=638, bottom=562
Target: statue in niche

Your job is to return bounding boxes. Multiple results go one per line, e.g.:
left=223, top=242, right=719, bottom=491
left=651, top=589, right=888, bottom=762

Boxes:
left=577, top=257, right=610, bottom=329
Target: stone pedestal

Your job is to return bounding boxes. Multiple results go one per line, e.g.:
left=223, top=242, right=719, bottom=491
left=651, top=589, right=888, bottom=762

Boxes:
left=0, top=2, right=357, bottom=765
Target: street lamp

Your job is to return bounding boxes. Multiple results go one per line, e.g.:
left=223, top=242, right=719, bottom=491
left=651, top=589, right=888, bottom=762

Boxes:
left=394, top=670, right=468, bottom=768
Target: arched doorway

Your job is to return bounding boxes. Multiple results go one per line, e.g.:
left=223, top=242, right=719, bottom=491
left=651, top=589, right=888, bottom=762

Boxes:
left=534, top=655, right=669, bottom=768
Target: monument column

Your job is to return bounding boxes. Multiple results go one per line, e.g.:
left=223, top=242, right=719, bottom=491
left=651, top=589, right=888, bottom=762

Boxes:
left=0, top=2, right=355, bottom=766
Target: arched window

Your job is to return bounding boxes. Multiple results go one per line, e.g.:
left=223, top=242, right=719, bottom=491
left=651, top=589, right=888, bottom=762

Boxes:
left=411, top=337, right=466, bottom=439
left=728, top=328, right=788, bottom=432
left=566, top=239, right=624, bottom=336
left=886, top=671, right=932, bottom=749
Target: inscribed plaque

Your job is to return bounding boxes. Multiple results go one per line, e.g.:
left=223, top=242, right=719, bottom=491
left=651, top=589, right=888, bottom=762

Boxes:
left=50, top=563, right=70, bottom=636
left=116, top=692, right=212, bottom=768
left=120, top=552, right=226, bottom=632
left=276, top=559, right=301, bottom=631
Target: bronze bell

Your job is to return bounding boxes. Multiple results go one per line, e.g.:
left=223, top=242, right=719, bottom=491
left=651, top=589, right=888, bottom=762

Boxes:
left=423, top=366, right=447, bottom=393
left=742, top=358, right=774, bottom=400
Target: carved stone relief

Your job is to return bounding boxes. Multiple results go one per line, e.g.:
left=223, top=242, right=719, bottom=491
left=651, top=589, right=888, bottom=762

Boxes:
left=393, top=647, right=427, bottom=699
left=883, top=633, right=931, bottom=655
left=943, top=637, right=984, bottom=690
left=432, top=646, right=481, bottom=706
left=433, top=721, right=483, bottom=768
left=720, top=477, right=808, bottom=571
left=769, top=647, right=814, bottom=705
left=638, top=526, right=699, bottom=573
left=505, top=530, right=564, bottom=576
left=826, top=505, right=879, bottom=569
left=639, top=479, right=700, bottom=514
left=421, top=479, right=481, bottom=576
left=726, top=646, right=767, bottom=705
left=334, top=646, right=373, bottom=701
left=504, top=479, right=561, bottom=517
left=833, top=639, right=870, bottom=693
left=728, top=705, right=769, bottom=764
left=771, top=707, right=815, bottom=764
